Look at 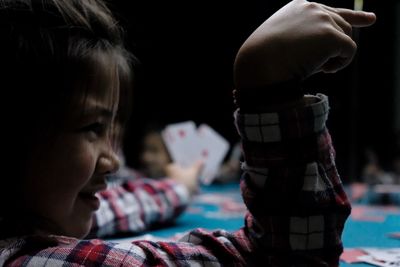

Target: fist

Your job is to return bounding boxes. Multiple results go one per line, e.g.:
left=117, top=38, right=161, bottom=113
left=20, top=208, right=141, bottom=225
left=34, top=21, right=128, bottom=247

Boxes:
left=234, top=0, right=376, bottom=89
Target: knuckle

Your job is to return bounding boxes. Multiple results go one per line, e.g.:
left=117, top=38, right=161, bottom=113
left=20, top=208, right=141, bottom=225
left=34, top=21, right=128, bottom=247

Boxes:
left=344, top=23, right=353, bottom=35
left=320, top=25, right=337, bottom=37
left=305, top=2, right=320, bottom=10
left=316, top=11, right=331, bottom=21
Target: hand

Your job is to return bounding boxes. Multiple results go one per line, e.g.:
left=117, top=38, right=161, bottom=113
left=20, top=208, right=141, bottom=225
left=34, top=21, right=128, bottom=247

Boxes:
left=234, top=0, right=376, bottom=89
left=165, top=161, right=203, bottom=196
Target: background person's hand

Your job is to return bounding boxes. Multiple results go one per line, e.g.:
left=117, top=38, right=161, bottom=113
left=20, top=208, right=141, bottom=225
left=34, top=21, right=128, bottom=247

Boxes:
left=165, top=161, right=203, bottom=196
left=234, top=0, right=376, bottom=89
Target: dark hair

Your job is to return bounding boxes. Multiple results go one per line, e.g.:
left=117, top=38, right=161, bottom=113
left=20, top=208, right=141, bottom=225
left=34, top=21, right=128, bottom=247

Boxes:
left=0, top=0, right=135, bottom=238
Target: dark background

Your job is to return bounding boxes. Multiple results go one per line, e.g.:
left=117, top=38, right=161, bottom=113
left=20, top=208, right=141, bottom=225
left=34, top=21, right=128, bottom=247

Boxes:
left=109, top=0, right=399, bottom=182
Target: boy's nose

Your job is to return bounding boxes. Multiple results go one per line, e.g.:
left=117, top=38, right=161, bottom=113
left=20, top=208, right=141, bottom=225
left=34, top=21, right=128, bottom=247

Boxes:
left=97, top=151, right=121, bottom=176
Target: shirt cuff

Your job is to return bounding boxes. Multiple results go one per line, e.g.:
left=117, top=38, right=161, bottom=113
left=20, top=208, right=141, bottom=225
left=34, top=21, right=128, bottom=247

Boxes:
left=234, top=94, right=329, bottom=143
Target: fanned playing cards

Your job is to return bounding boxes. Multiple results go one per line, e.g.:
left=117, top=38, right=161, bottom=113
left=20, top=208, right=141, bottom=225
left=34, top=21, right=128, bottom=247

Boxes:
left=161, top=121, right=230, bottom=184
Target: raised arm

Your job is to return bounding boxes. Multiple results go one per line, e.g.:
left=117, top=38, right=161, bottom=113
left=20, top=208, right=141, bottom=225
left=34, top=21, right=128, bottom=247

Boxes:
left=234, top=0, right=375, bottom=265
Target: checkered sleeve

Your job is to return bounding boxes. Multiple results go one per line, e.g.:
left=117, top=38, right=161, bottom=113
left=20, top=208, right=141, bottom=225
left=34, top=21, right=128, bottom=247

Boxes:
left=3, top=229, right=254, bottom=266
left=91, top=178, right=190, bottom=238
left=235, top=94, right=351, bottom=266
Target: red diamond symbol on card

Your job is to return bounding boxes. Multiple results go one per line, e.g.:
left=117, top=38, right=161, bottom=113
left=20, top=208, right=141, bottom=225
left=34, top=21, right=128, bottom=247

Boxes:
left=178, top=130, right=186, bottom=138
left=202, top=149, right=208, bottom=158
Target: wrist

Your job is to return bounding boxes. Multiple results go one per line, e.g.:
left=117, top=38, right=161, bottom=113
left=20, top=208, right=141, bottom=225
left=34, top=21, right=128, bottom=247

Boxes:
left=233, top=36, right=296, bottom=89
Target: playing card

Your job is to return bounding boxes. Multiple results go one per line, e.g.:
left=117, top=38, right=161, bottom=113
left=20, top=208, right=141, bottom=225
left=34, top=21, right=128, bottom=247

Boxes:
left=362, top=248, right=400, bottom=264
left=196, top=124, right=230, bottom=184
left=357, top=255, right=400, bottom=267
left=388, top=232, right=400, bottom=240
left=161, top=121, right=200, bottom=168
left=340, top=249, right=367, bottom=263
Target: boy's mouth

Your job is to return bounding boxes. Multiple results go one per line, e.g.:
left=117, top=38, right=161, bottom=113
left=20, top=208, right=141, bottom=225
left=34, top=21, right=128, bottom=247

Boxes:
left=78, top=192, right=101, bottom=210
left=79, top=183, right=107, bottom=210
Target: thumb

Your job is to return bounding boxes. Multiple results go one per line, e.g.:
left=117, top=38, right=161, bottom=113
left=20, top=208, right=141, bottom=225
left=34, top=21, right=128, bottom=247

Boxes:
left=193, top=160, right=205, bottom=175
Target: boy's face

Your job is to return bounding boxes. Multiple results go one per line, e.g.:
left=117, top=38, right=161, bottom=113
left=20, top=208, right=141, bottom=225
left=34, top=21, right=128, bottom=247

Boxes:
left=141, top=132, right=171, bottom=178
left=22, top=91, right=120, bottom=238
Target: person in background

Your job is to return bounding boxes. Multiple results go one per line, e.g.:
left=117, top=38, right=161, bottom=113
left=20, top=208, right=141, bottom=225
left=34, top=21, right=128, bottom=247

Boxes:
left=361, top=148, right=400, bottom=205
left=139, top=123, right=172, bottom=179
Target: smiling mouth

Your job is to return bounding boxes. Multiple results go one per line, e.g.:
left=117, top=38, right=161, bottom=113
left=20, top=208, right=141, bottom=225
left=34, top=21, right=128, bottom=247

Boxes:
left=78, top=192, right=101, bottom=210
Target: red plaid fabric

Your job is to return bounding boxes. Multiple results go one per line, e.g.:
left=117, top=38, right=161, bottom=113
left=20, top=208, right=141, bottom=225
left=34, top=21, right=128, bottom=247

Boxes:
left=0, top=94, right=350, bottom=266
left=92, top=177, right=190, bottom=237
left=236, top=94, right=350, bottom=266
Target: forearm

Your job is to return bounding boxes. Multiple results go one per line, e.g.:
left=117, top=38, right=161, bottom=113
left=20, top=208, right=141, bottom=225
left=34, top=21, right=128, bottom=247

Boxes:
left=91, top=178, right=190, bottom=237
left=236, top=94, right=351, bottom=266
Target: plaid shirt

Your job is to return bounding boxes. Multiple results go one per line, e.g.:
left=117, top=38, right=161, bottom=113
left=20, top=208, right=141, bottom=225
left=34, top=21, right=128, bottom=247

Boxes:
left=0, top=94, right=350, bottom=266
left=91, top=174, right=191, bottom=238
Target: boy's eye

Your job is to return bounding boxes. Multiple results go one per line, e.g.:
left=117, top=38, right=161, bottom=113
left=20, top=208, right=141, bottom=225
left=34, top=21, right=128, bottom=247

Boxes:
left=80, top=122, right=107, bottom=138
